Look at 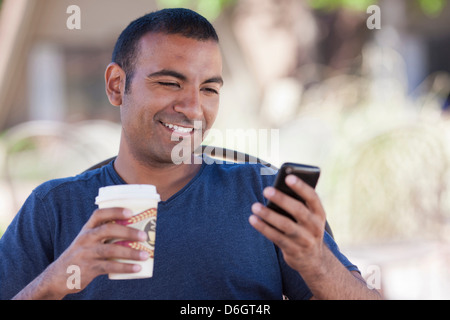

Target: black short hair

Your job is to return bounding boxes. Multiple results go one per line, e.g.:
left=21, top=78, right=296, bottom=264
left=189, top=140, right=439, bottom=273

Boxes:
left=112, top=8, right=219, bottom=93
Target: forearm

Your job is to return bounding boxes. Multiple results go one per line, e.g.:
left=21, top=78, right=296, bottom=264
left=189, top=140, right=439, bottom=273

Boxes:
left=13, top=263, right=69, bottom=300
left=303, top=247, right=382, bottom=300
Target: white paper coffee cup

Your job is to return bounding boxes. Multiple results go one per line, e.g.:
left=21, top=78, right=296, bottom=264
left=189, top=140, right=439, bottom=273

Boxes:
left=95, top=184, right=160, bottom=280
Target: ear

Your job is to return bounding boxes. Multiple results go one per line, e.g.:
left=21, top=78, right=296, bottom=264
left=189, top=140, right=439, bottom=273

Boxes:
left=105, top=62, right=126, bottom=106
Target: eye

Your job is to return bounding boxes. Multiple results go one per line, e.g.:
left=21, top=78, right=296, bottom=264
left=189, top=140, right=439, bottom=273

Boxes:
left=202, top=87, right=219, bottom=95
left=158, top=82, right=180, bottom=88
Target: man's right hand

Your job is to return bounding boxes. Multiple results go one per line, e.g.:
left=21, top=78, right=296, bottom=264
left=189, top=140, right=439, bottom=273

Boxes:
left=13, top=207, right=149, bottom=300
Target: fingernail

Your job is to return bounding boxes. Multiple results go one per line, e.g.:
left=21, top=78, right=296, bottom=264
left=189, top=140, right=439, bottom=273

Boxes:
left=286, top=175, right=297, bottom=185
left=252, top=203, right=262, bottom=213
left=263, top=187, right=275, bottom=197
left=140, top=251, right=150, bottom=260
left=249, top=215, right=259, bottom=225
left=123, top=209, right=133, bottom=217
left=138, top=231, right=148, bottom=241
left=132, top=264, right=141, bottom=272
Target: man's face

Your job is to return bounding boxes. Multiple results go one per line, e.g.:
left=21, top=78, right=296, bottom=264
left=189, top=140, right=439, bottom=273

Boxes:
left=119, top=33, right=223, bottom=166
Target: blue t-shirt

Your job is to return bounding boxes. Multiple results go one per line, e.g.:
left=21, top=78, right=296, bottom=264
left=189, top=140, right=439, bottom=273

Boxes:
left=0, top=158, right=357, bottom=300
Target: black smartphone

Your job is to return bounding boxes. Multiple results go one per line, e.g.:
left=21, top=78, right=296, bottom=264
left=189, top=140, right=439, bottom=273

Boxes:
left=266, top=163, right=320, bottom=222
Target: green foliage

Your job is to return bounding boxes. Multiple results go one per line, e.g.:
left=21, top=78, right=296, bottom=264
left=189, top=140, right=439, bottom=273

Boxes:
left=417, top=0, right=447, bottom=16
left=156, top=0, right=236, bottom=21
left=307, top=0, right=447, bottom=16
left=307, top=0, right=377, bottom=12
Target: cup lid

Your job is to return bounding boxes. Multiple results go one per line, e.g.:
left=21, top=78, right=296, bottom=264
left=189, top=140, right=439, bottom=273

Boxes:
left=95, top=184, right=161, bottom=203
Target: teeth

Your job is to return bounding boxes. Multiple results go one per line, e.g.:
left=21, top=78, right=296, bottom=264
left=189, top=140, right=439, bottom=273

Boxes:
left=163, top=122, right=194, bottom=133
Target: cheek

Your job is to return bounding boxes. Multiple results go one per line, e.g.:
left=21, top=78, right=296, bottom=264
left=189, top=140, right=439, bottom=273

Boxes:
left=120, top=97, right=153, bottom=137
left=203, top=98, right=220, bottom=126
left=121, top=90, right=155, bottom=120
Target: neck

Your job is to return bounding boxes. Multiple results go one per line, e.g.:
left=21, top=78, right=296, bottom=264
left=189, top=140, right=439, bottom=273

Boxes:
left=114, top=152, right=202, bottom=201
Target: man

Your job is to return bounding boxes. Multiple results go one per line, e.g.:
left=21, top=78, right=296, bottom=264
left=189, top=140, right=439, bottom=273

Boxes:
left=0, top=8, right=381, bottom=300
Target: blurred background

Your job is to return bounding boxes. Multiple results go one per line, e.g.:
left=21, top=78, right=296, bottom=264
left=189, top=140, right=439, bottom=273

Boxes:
left=1, top=0, right=450, bottom=299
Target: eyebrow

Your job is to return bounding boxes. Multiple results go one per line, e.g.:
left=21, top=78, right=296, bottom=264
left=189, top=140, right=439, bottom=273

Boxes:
left=147, top=69, right=186, bottom=81
left=147, top=69, right=223, bottom=86
left=204, top=76, right=224, bottom=86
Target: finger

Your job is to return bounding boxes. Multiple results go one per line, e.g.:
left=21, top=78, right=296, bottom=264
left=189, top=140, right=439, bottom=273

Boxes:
left=92, top=223, right=148, bottom=244
left=251, top=202, right=318, bottom=241
left=90, top=259, right=142, bottom=276
left=249, top=214, right=290, bottom=248
left=249, top=214, right=307, bottom=255
left=252, top=202, right=298, bottom=235
left=285, top=175, right=326, bottom=220
left=93, top=243, right=150, bottom=261
left=263, top=187, right=310, bottom=225
left=79, top=222, right=147, bottom=247
left=261, top=186, right=325, bottom=239
left=85, top=207, right=133, bottom=229
left=253, top=200, right=325, bottom=248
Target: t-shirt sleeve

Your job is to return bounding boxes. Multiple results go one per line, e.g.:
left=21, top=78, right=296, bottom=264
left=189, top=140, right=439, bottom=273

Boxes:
left=0, top=191, right=54, bottom=300
left=279, top=231, right=359, bottom=300
left=323, top=231, right=359, bottom=273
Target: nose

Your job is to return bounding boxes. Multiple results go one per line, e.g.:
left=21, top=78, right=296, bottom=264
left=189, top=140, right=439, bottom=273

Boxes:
left=173, top=87, right=203, bottom=121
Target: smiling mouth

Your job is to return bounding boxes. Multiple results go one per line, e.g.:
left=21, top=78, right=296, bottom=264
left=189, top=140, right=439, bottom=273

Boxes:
left=161, top=121, right=195, bottom=134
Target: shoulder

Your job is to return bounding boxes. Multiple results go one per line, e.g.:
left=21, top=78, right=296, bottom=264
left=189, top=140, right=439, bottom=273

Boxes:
left=201, top=155, right=277, bottom=185
left=31, top=162, right=114, bottom=203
